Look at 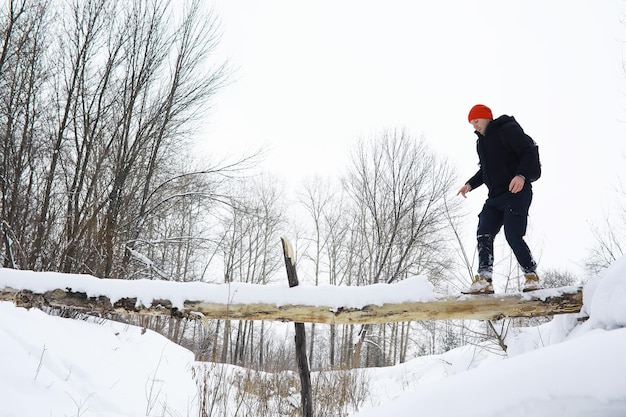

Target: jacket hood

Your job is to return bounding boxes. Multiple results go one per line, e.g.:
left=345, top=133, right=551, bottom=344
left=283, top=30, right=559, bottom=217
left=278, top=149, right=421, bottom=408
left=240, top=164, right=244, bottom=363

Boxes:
left=488, top=115, right=518, bottom=131
left=475, top=115, right=519, bottom=137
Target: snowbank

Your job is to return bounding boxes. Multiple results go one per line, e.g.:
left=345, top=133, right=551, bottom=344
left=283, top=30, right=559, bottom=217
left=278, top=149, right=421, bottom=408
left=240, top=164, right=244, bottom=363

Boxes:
left=0, top=303, right=198, bottom=417
left=354, top=256, right=626, bottom=416
left=1, top=255, right=626, bottom=416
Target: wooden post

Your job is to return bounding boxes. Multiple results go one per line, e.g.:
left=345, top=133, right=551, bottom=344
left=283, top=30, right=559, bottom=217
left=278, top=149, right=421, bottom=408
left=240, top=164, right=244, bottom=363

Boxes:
left=281, top=237, right=313, bottom=417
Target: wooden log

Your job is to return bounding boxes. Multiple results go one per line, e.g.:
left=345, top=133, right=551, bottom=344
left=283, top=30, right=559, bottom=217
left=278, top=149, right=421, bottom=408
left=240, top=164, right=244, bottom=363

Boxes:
left=0, top=285, right=583, bottom=323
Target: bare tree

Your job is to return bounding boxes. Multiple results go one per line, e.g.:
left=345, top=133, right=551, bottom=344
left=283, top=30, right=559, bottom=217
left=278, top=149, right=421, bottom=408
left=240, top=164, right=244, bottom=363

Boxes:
left=298, top=177, right=335, bottom=368
left=539, top=268, right=580, bottom=288
left=342, top=129, right=460, bottom=367
left=1, top=0, right=232, bottom=279
left=214, top=176, right=285, bottom=368
left=585, top=41, right=626, bottom=274
left=586, top=206, right=625, bottom=275
left=0, top=0, right=50, bottom=269
left=344, top=129, right=458, bottom=286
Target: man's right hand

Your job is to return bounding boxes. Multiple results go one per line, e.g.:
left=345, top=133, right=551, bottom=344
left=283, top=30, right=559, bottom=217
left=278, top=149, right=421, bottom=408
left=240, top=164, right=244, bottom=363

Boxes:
left=457, top=184, right=472, bottom=198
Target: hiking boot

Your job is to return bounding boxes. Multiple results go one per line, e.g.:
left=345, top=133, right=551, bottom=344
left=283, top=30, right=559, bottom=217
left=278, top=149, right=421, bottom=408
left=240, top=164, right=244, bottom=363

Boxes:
left=463, top=275, right=494, bottom=294
left=522, top=272, right=542, bottom=292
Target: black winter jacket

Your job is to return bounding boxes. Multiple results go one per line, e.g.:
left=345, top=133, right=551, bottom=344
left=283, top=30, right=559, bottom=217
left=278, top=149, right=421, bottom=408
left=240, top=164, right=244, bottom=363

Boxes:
left=466, top=115, right=540, bottom=198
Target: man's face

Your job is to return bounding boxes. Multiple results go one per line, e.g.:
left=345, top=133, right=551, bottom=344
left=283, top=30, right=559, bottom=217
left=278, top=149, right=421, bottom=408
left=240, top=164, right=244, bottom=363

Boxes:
left=470, top=118, right=490, bottom=135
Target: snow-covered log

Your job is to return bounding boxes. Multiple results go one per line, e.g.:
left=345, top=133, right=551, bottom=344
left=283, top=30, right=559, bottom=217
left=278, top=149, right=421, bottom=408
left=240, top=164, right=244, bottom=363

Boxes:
left=0, top=284, right=583, bottom=323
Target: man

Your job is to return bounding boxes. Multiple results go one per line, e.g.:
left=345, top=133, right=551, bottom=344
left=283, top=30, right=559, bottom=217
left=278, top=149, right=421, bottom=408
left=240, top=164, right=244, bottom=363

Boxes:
left=457, top=104, right=541, bottom=294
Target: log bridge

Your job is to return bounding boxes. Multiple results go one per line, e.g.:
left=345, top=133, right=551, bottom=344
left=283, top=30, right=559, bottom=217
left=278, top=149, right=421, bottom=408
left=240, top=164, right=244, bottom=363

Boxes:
left=0, top=283, right=583, bottom=324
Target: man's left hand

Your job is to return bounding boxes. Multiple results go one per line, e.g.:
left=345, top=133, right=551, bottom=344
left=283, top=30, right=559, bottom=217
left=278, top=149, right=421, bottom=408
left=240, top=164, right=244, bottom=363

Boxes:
left=509, top=175, right=525, bottom=193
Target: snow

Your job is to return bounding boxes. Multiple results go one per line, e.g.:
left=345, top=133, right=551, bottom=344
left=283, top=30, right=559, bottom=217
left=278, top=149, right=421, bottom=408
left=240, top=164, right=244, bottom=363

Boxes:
left=0, top=302, right=197, bottom=417
left=357, top=328, right=626, bottom=417
left=584, top=255, right=626, bottom=329
left=1, top=256, right=626, bottom=416
left=0, top=269, right=437, bottom=309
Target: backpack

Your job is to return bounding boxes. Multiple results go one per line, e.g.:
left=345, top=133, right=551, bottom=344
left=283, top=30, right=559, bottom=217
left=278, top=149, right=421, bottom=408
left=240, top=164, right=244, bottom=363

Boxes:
left=497, top=128, right=541, bottom=182
left=528, top=140, right=541, bottom=182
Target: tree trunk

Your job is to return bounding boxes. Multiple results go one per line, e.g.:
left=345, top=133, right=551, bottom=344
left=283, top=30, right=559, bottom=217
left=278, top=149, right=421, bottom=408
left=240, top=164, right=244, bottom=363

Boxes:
left=1, top=284, right=584, bottom=324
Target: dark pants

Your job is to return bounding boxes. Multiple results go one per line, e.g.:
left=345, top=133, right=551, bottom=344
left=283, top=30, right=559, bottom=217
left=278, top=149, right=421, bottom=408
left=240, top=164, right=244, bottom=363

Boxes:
left=476, top=186, right=536, bottom=277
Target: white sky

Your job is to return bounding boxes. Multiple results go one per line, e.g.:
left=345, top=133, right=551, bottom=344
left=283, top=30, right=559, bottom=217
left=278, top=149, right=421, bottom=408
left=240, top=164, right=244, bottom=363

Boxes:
left=199, top=1, right=626, bottom=278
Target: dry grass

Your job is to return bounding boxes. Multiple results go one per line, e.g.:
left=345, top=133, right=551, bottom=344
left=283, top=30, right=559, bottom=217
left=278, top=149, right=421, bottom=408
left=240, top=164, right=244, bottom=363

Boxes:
left=192, top=363, right=371, bottom=417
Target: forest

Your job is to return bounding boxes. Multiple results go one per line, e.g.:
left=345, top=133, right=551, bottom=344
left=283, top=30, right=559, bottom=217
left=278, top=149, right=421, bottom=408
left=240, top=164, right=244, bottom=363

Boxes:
left=1, top=0, right=622, bottom=389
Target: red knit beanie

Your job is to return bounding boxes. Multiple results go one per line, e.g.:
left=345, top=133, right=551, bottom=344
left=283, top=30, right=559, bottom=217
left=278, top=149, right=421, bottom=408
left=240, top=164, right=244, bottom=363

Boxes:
left=468, top=104, right=493, bottom=122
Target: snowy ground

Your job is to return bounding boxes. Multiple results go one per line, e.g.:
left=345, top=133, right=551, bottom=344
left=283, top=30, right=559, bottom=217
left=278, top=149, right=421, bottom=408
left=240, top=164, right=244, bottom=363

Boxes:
left=1, top=256, right=625, bottom=416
